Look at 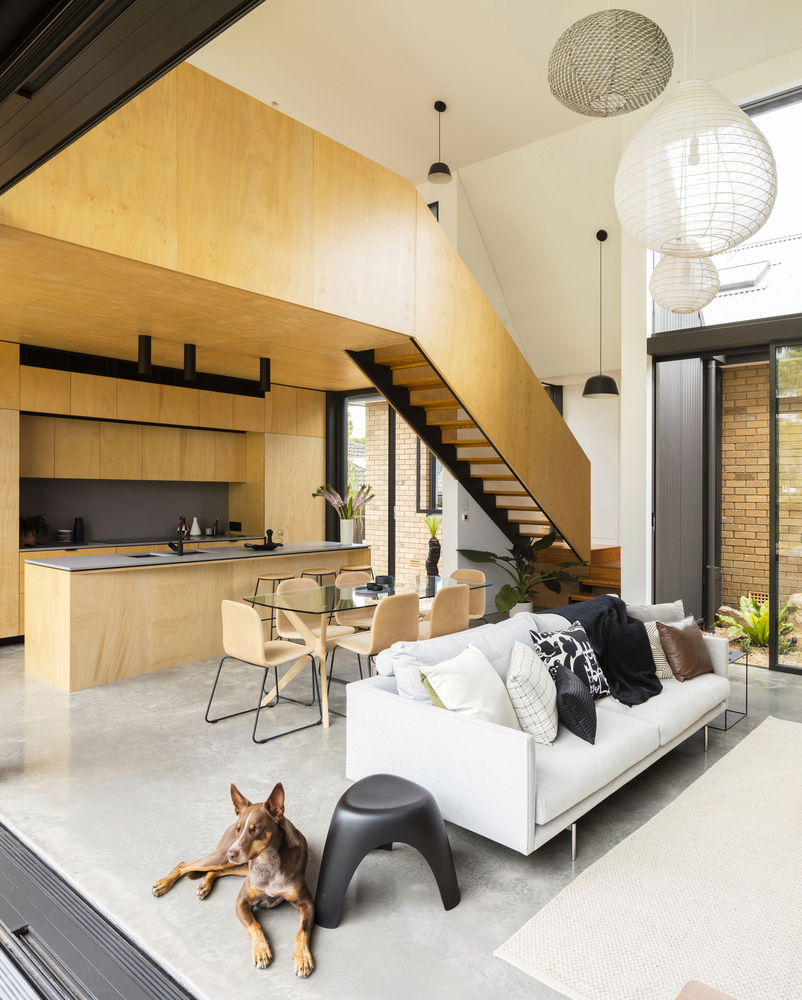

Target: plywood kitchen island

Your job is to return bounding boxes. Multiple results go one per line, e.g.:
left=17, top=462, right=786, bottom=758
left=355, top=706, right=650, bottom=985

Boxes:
left=24, top=542, right=370, bottom=693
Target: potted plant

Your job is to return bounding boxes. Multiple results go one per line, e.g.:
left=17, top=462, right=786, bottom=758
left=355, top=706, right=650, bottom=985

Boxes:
left=423, top=515, right=442, bottom=575
left=312, top=484, right=375, bottom=546
left=20, top=513, right=52, bottom=548
left=459, top=532, right=584, bottom=615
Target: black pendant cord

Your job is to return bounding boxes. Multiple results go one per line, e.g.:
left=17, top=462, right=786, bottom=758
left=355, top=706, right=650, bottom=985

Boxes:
left=438, top=110, right=442, bottom=161
left=599, top=237, right=603, bottom=376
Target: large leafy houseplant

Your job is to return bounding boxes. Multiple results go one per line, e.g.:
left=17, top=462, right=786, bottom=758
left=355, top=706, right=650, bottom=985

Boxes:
left=716, top=595, right=793, bottom=647
left=458, top=532, right=584, bottom=614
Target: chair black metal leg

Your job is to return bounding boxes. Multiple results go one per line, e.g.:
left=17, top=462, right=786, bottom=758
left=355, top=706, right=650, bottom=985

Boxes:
left=206, top=656, right=272, bottom=724
left=252, top=660, right=323, bottom=744
left=275, top=655, right=317, bottom=707
left=356, top=653, right=363, bottom=680
left=327, top=645, right=338, bottom=693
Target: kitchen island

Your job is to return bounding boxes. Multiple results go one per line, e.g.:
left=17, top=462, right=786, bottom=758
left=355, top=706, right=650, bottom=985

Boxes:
left=24, top=542, right=370, bottom=693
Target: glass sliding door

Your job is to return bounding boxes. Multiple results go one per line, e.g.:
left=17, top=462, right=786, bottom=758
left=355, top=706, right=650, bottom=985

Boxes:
left=772, top=343, right=802, bottom=672
left=347, top=395, right=391, bottom=574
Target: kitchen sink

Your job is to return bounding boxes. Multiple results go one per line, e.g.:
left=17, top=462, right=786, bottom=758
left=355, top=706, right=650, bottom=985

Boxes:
left=125, top=550, right=211, bottom=559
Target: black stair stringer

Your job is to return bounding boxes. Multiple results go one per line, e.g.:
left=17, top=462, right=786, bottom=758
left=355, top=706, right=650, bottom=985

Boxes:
left=347, top=348, right=521, bottom=546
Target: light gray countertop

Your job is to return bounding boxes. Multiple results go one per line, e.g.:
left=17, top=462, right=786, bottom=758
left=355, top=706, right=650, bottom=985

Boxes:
left=22, top=541, right=369, bottom=572
left=20, top=533, right=262, bottom=552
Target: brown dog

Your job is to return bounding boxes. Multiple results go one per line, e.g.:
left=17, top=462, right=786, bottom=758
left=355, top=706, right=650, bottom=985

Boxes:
left=152, top=782, right=314, bottom=978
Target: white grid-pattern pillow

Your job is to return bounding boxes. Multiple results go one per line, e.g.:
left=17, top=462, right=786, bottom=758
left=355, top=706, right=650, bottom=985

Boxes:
left=506, top=641, right=558, bottom=745
left=644, top=621, right=673, bottom=679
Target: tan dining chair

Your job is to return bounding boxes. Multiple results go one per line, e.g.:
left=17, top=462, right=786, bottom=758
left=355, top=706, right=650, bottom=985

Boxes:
left=332, top=591, right=421, bottom=685
left=275, top=578, right=356, bottom=646
left=418, top=583, right=470, bottom=639
left=334, top=571, right=376, bottom=630
left=205, top=600, right=319, bottom=743
left=450, top=568, right=488, bottom=624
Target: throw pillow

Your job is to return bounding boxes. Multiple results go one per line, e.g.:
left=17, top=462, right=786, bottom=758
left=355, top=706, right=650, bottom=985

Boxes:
left=643, top=621, right=673, bottom=679
left=418, top=644, right=522, bottom=730
left=553, top=663, right=596, bottom=744
left=626, top=598, right=685, bottom=623
left=528, top=624, right=611, bottom=699
left=656, top=615, right=714, bottom=682
left=505, top=641, right=558, bottom=745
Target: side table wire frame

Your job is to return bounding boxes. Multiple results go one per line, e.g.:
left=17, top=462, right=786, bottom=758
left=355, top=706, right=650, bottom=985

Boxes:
left=707, top=649, right=747, bottom=732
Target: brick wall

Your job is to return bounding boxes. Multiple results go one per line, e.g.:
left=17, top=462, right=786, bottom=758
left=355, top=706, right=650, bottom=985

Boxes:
left=364, top=401, right=440, bottom=586
left=720, top=364, right=770, bottom=607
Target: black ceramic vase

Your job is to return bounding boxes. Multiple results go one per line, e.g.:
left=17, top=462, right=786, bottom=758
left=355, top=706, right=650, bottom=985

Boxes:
left=425, top=538, right=441, bottom=577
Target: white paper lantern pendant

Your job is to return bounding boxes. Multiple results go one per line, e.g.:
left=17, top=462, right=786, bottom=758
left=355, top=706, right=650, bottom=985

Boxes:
left=650, top=255, right=720, bottom=314
left=549, top=9, right=673, bottom=118
left=615, top=79, right=777, bottom=257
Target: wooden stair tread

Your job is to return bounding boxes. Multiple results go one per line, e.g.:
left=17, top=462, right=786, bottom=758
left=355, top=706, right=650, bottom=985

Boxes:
left=479, top=474, right=517, bottom=481
left=430, top=417, right=476, bottom=428
left=411, top=398, right=459, bottom=410
left=442, top=437, right=489, bottom=447
left=374, top=353, right=427, bottom=370
left=458, top=455, right=505, bottom=464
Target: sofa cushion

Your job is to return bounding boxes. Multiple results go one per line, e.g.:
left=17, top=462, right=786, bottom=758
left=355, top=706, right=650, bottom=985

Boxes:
left=554, top=662, right=597, bottom=744
left=529, top=623, right=611, bottom=699
left=626, top=598, right=685, bottom=623
left=657, top=616, right=714, bottom=682
left=644, top=621, right=673, bottom=678
left=419, top=645, right=521, bottom=730
left=596, top=672, right=730, bottom=745
left=506, top=641, right=558, bottom=745
left=534, top=710, right=660, bottom=824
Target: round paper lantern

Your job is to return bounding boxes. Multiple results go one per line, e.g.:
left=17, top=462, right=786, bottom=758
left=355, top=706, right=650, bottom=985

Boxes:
left=615, top=79, right=777, bottom=257
left=649, top=254, right=721, bottom=314
left=548, top=9, right=673, bottom=118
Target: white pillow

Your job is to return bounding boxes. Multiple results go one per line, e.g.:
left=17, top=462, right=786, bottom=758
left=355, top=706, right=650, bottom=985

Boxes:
left=505, top=641, right=558, bottom=745
left=419, top=644, right=521, bottom=730
left=643, top=621, right=674, bottom=679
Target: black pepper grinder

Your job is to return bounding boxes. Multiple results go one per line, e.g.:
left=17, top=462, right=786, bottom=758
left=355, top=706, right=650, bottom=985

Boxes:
left=73, top=517, right=84, bottom=543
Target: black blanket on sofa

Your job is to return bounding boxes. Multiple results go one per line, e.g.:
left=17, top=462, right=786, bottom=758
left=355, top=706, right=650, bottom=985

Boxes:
left=550, top=595, right=662, bottom=707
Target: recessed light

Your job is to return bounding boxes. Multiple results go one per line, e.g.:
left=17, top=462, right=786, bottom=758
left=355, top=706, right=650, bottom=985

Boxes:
left=272, top=101, right=279, bottom=107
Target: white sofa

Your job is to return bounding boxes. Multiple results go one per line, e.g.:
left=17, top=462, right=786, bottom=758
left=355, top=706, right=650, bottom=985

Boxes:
left=345, top=612, right=730, bottom=856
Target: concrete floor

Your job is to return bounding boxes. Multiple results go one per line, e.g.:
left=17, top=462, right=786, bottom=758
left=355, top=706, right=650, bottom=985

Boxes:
left=0, top=642, right=799, bottom=1000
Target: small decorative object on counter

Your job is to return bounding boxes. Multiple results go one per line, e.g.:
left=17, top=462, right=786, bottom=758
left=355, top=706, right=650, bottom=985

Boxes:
left=19, top=513, right=52, bottom=548
left=212, top=518, right=219, bottom=536
left=178, top=516, right=190, bottom=540
left=423, top=515, right=442, bottom=577
left=190, top=516, right=202, bottom=537
left=57, top=528, right=73, bottom=543
left=312, top=484, right=375, bottom=547
left=73, top=517, right=85, bottom=543
left=277, top=528, right=285, bottom=544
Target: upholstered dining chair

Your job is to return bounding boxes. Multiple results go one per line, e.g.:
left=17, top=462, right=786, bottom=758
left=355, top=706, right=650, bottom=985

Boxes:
left=334, top=571, right=376, bottom=630
left=450, top=568, right=488, bottom=624
left=332, top=591, right=421, bottom=687
left=205, top=600, right=319, bottom=743
left=418, top=584, right=470, bottom=640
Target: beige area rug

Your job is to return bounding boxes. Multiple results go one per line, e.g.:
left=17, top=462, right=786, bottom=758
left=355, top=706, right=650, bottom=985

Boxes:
left=495, top=717, right=802, bottom=1000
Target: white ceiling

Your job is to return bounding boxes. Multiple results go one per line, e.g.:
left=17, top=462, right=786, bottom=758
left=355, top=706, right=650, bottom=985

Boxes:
left=189, top=0, right=802, bottom=183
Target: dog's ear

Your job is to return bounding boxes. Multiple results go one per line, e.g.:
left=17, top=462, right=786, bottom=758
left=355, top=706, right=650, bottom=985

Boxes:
left=265, top=783, right=285, bottom=821
left=231, top=783, right=251, bottom=815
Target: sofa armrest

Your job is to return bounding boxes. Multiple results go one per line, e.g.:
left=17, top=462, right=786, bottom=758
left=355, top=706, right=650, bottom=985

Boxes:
left=346, top=677, right=538, bottom=855
left=703, top=635, right=730, bottom=679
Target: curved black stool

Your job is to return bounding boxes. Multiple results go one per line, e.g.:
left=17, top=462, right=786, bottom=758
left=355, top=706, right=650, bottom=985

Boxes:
left=314, top=773, right=460, bottom=928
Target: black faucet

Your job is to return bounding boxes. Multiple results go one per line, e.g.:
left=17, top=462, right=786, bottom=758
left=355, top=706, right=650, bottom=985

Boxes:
left=169, top=516, right=186, bottom=556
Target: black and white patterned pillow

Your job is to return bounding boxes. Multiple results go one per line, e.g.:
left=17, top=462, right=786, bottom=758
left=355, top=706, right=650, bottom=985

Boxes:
left=554, top=663, right=596, bottom=744
left=643, top=621, right=673, bottom=679
left=529, top=624, right=611, bottom=699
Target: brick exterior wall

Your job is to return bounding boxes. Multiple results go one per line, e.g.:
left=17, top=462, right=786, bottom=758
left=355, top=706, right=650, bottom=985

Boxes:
left=720, top=364, right=770, bottom=607
left=363, top=401, right=440, bottom=587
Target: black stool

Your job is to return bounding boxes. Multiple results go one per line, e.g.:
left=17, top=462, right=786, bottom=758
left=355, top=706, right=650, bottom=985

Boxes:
left=314, top=773, right=460, bottom=928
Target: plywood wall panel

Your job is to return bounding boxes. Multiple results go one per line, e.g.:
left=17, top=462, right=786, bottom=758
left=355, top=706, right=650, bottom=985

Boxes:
left=176, top=65, right=314, bottom=306
left=180, top=428, right=215, bottom=481
left=232, top=394, right=264, bottom=432
left=117, top=379, right=160, bottom=423
left=0, top=341, right=19, bottom=409
left=295, top=388, right=326, bottom=437
left=198, top=389, right=233, bottom=430
left=19, top=415, right=54, bottom=478
left=54, top=418, right=99, bottom=479
left=20, top=367, right=70, bottom=414
left=99, top=422, right=143, bottom=480
left=71, top=372, right=116, bottom=419
left=264, top=385, right=296, bottom=435
left=229, top=431, right=265, bottom=536
left=214, top=432, right=246, bottom=482
left=160, top=385, right=199, bottom=427
left=0, top=408, right=19, bottom=636
left=264, top=433, right=325, bottom=542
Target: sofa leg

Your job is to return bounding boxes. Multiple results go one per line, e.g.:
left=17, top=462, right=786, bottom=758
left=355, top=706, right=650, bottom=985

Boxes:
left=704, top=725, right=708, bottom=753
left=571, top=823, right=577, bottom=862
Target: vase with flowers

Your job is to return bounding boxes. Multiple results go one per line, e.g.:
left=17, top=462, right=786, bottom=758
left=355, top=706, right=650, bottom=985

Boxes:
left=312, top=484, right=375, bottom=546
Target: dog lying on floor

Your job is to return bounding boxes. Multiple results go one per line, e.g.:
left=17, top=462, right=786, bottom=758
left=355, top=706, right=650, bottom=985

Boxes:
left=152, top=782, right=314, bottom=978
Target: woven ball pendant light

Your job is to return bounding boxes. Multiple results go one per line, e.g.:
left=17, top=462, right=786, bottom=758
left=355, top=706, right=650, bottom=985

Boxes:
left=615, top=79, right=777, bottom=257
left=548, top=9, right=673, bottom=118
left=649, top=254, right=720, bottom=314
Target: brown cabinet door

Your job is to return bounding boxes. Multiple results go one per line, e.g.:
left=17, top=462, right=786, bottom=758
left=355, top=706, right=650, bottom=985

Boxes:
left=215, top=431, right=247, bottom=481
left=99, top=422, right=143, bottom=479
left=159, top=385, right=199, bottom=426
left=19, top=415, right=55, bottom=477
left=71, top=373, right=116, bottom=419
left=20, top=367, right=70, bottom=414
left=181, top=428, right=215, bottom=481
left=199, top=391, right=234, bottom=429
left=232, top=394, right=264, bottom=432
left=116, top=380, right=159, bottom=423
left=54, top=418, right=99, bottom=478
left=142, top=425, right=181, bottom=481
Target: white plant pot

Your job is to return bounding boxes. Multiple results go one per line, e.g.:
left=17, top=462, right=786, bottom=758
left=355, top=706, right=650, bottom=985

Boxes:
left=189, top=516, right=202, bottom=537
left=339, top=518, right=354, bottom=546
left=509, top=601, right=534, bottom=617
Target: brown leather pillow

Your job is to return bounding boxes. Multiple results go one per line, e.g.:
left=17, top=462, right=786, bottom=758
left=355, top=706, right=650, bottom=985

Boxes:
left=656, top=615, right=713, bottom=682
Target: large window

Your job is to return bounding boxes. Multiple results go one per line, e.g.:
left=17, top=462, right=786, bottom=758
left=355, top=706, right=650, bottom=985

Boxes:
left=653, top=89, right=802, bottom=333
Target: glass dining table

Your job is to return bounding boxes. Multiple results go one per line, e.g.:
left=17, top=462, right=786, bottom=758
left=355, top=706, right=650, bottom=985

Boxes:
left=247, top=576, right=490, bottom=727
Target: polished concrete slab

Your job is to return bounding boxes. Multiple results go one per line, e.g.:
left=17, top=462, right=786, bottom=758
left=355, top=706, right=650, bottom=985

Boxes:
left=0, top=644, right=798, bottom=1000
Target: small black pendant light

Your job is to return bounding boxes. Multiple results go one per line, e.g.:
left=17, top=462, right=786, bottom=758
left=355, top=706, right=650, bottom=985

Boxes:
left=183, top=343, right=196, bottom=382
left=427, top=101, right=452, bottom=185
left=583, top=230, right=619, bottom=399
left=137, top=334, right=151, bottom=377
left=259, top=357, right=271, bottom=395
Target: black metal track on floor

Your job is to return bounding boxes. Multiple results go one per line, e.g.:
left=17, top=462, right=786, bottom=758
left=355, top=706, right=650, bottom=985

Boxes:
left=346, top=347, right=521, bottom=545
left=0, top=821, right=199, bottom=1000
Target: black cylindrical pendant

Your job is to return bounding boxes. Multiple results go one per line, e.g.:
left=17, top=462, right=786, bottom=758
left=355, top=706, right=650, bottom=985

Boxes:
left=138, top=335, right=152, bottom=376
left=260, top=357, right=271, bottom=394
left=183, top=343, right=196, bottom=382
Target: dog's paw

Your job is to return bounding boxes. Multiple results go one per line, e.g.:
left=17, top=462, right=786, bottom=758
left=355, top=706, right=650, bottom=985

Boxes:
left=294, top=948, right=314, bottom=979
left=252, top=942, right=272, bottom=970
left=195, top=882, right=211, bottom=900
left=151, top=879, right=171, bottom=897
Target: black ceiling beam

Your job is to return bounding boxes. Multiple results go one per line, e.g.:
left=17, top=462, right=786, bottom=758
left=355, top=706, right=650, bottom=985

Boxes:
left=647, top=313, right=802, bottom=359
left=0, top=0, right=267, bottom=196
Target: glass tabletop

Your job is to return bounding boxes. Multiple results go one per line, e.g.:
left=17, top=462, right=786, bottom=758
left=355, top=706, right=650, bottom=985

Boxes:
left=246, top=575, right=489, bottom=614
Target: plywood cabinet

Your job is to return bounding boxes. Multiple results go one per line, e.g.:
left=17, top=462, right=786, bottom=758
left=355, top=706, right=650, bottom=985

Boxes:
left=99, top=422, right=143, bottom=479
left=20, top=367, right=70, bottom=414
left=215, top=431, right=246, bottom=482
left=265, top=385, right=297, bottom=435
left=0, top=341, right=19, bottom=409
left=199, top=390, right=233, bottom=429
left=159, top=384, right=199, bottom=426
left=54, top=418, right=99, bottom=478
left=117, top=379, right=160, bottom=423
left=296, top=388, right=326, bottom=437
left=232, top=394, right=264, bottom=432
left=142, top=425, right=181, bottom=481
left=180, top=428, right=215, bottom=481
left=71, top=373, right=116, bottom=419
left=0, top=408, right=19, bottom=636
left=19, top=415, right=55, bottom=477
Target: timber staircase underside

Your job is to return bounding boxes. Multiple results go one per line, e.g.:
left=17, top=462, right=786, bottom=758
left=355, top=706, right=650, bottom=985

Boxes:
left=347, top=345, right=621, bottom=598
